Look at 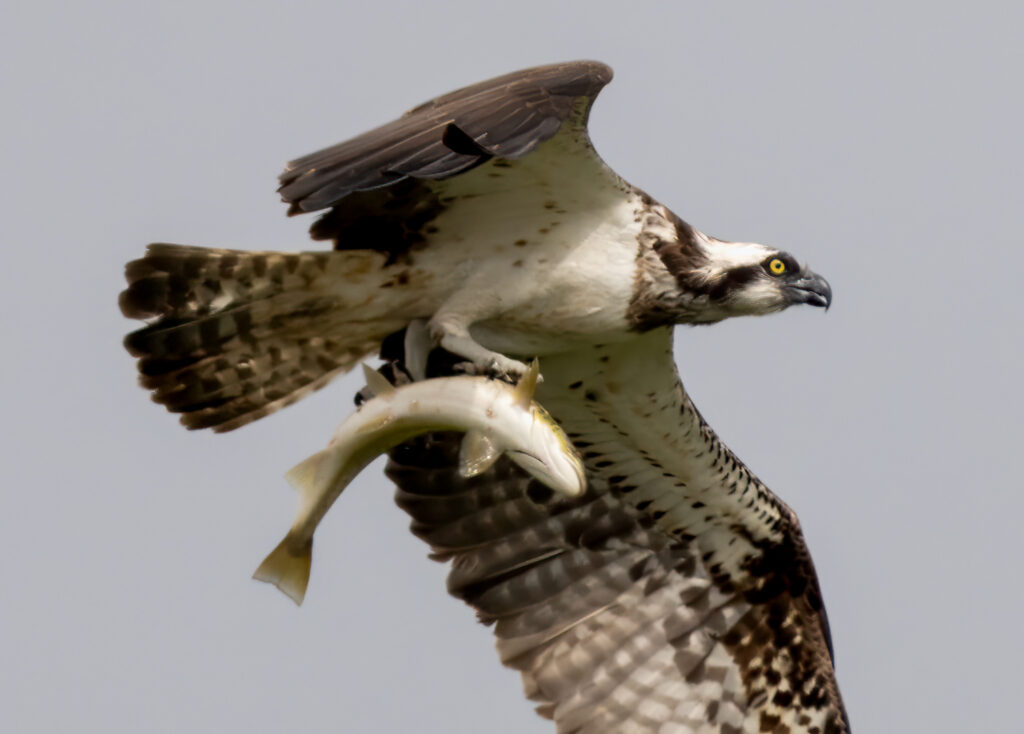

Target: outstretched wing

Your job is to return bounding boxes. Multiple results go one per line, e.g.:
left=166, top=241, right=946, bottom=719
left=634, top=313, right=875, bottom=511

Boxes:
left=277, top=61, right=622, bottom=264
left=278, top=60, right=613, bottom=213
left=383, top=329, right=849, bottom=733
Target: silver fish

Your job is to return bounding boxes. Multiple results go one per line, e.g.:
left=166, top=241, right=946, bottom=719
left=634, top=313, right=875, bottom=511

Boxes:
left=253, top=360, right=586, bottom=604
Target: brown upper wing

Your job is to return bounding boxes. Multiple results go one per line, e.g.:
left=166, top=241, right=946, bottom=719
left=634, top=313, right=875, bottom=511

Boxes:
left=277, top=60, right=613, bottom=214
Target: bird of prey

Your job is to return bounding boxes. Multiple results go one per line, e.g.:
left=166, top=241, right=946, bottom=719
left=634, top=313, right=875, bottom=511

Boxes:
left=121, top=61, right=849, bottom=732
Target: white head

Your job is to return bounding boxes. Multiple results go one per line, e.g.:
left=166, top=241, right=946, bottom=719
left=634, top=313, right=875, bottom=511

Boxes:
left=630, top=211, right=832, bottom=329
left=686, top=233, right=832, bottom=320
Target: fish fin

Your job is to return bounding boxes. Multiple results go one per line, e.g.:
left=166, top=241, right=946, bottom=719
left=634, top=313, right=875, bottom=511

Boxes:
left=459, top=430, right=501, bottom=477
left=285, top=449, right=327, bottom=497
left=513, top=358, right=541, bottom=409
left=253, top=536, right=312, bottom=606
left=361, top=363, right=395, bottom=396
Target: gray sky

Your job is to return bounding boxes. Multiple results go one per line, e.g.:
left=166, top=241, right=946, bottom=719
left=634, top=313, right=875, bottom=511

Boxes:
left=3, top=2, right=1022, bottom=732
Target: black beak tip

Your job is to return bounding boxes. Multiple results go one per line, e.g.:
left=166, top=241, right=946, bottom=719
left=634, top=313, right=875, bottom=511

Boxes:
left=787, top=271, right=832, bottom=311
left=820, top=282, right=833, bottom=311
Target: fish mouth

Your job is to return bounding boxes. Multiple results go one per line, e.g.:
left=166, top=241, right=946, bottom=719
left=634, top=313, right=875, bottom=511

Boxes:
left=569, top=460, right=587, bottom=497
left=508, top=449, right=584, bottom=497
left=506, top=449, right=548, bottom=481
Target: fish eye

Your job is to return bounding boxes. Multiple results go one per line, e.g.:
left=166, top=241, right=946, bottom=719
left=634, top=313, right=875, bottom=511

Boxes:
left=766, top=257, right=787, bottom=276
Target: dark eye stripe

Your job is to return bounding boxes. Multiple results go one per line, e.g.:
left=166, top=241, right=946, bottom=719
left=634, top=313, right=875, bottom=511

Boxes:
left=708, top=264, right=760, bottom=300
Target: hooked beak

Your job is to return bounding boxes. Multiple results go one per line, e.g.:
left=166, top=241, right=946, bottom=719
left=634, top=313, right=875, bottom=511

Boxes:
left=785, top=270, right=832, bottom=310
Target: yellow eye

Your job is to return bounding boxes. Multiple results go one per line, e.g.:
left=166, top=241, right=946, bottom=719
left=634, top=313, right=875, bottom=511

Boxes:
left=768, top=258, right=787, bottom=275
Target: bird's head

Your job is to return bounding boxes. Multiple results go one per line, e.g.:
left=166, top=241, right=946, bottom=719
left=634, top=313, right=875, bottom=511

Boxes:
left=630, top=208, right=832, bottom=330
left=684, top=233, right=832, bottom=322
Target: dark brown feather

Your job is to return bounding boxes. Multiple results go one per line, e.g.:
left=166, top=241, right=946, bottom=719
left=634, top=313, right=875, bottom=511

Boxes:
left=277, top=60, right=613, bottom=213
left=120, top=245, right=395, bottom=431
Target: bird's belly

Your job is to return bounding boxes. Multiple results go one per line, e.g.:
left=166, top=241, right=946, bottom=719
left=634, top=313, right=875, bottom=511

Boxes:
left=387, top=188, right=645, bottom=354
left=469, top=237, right=641, bottom=356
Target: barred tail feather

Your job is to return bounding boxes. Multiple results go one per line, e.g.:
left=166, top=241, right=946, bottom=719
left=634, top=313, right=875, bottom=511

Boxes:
left=121, top=243, right=403, bottom=431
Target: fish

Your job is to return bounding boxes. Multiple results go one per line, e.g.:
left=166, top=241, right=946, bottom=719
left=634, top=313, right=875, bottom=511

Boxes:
left=253, top=360, right=586, bottom=605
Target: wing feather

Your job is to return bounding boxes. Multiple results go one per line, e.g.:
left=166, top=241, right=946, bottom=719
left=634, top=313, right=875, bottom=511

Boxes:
left=381, top=331, right=850, bottom=733
left=278, top=60, right=613, bottom=213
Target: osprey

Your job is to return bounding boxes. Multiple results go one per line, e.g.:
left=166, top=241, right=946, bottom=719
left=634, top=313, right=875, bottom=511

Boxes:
left=121, top=61, right=848, bottom=732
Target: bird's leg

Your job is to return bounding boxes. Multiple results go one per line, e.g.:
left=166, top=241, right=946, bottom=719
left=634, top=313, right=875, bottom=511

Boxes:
left=402, top=319, right=432, bottom=382
left=426, top=270, right=537, bottom=380
left=428, top=317, right=532, bottom=379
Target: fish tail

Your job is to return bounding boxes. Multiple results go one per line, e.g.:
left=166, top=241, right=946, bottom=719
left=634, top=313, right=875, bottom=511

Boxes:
left=252, top=536, right=312, bottom=605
